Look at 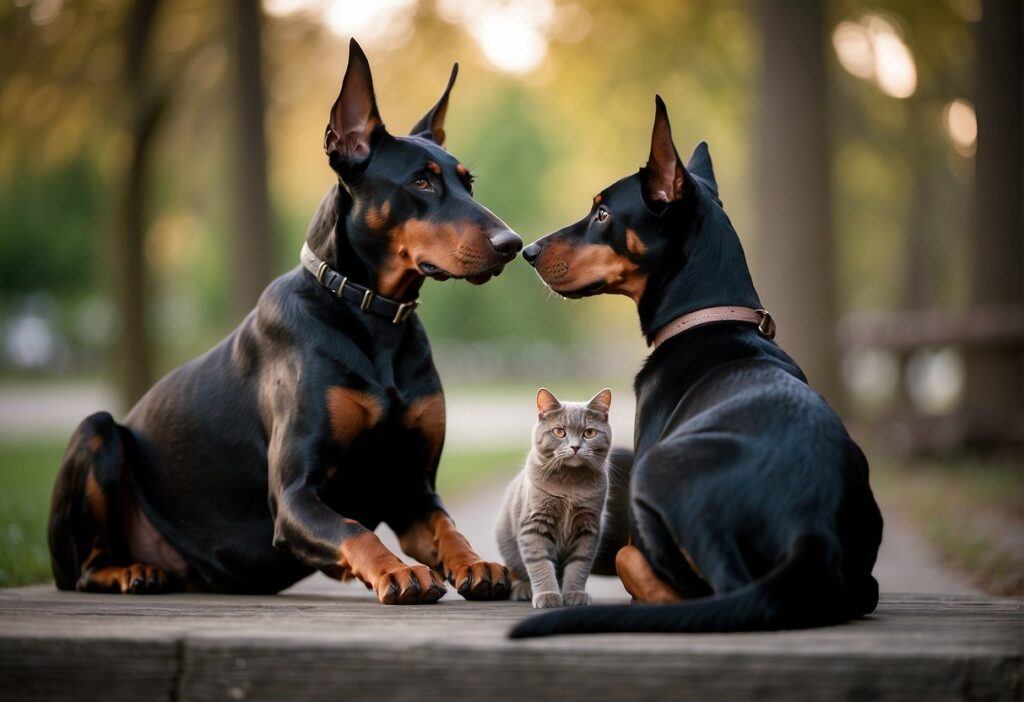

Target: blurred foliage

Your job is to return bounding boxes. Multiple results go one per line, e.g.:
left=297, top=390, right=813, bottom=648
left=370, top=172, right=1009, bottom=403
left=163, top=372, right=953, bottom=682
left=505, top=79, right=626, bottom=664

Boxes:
left=0, top=0, right=978, bottom=380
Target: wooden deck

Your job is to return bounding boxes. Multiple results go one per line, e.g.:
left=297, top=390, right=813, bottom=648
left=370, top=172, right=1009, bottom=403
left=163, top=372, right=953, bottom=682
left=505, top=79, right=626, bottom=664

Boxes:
left=0, top=584, right=1020, bottom=701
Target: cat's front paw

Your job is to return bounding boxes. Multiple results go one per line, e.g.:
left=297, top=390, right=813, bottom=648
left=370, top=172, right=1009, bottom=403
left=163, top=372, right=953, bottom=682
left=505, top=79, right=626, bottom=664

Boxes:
left=563, top=590, right=591, bottom=606
left=511, top=580, right=533, bottom=601
left=532, top=591, right=562, bottom=608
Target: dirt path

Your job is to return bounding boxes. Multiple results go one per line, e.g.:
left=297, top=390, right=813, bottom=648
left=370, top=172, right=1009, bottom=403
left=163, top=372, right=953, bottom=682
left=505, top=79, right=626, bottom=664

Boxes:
left=291, top=476, right=977, bottom=599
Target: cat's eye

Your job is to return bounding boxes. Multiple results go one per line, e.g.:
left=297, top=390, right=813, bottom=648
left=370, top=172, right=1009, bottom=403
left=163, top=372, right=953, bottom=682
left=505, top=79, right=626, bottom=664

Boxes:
left=596, top=208, right=609, bottom=223
left=553, top=427, right=566, bottom=438
left=583, top=428, right=598, bottom=439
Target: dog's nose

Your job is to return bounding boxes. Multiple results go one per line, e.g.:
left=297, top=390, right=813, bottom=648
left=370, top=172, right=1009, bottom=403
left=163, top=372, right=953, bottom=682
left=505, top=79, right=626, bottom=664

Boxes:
left=488, top=229, right=523, bottom=259
left=522, top=243, right=541, bottom=266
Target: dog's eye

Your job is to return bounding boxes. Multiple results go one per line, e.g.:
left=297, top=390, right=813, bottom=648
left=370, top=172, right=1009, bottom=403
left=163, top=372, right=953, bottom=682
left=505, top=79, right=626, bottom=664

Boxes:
left=596, top=208, right=609, bottom=223
left=553, top=427, right=566, bottom=438
left=412, top=178, right=431, bottom=190
left=583, top=428, right=597, bottom=439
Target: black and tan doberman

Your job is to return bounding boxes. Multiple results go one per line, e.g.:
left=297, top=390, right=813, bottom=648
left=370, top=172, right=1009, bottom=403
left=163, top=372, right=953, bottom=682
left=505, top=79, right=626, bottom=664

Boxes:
left=49, top=40, right=519, bottom=604
left=513, top=97, right=882, bottom=636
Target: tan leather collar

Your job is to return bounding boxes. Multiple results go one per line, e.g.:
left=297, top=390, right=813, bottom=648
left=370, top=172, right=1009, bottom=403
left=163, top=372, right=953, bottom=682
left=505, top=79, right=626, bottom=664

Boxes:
left=650, top=306, right=776, bottom=349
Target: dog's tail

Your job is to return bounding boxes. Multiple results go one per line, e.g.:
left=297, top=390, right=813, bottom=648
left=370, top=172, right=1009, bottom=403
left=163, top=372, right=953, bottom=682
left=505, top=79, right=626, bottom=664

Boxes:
left=510, top=534, right=859, bottom=638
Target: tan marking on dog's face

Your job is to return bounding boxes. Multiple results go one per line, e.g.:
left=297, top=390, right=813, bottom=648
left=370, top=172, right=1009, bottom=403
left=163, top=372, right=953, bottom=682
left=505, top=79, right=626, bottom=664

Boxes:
left=593, top=194, right=602, bottom=205
left=87, top=435, right=103, bottom=453
left=455, top=164, right=469, bottom=178
left=363, top=201, right=391, bottom=230
left=326, top=387, right=383, bottom=447
left=376, top=218, right=499, bottom=298
left=535, top=238, right=647, bottom=302
left=403, top=392, right=445, bottom=464
left=427, top=161, right=441, bottom=174
left=626, top=228, right=646, bottom=256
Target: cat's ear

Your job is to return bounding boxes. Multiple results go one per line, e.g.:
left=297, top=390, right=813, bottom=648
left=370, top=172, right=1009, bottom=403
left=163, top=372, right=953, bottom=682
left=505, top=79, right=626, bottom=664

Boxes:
left=587, top=388, right=612, bottom=419
left=536, top=388, right=561, bottom=417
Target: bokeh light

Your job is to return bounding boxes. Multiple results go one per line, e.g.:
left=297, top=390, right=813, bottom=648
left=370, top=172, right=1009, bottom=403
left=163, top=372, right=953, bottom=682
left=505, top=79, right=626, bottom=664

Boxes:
left=943, top=99, right=977, bottom=156
left=833, top=14, right=917, bottom=99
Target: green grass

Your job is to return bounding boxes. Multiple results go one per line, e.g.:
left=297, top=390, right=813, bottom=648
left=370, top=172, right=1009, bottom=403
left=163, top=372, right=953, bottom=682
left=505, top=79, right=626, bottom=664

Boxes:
left=872, top=457, right=1024, bottom=596
left=0, top=439, right=66, bottom=588
left=0, top=437, right=519, bottom=589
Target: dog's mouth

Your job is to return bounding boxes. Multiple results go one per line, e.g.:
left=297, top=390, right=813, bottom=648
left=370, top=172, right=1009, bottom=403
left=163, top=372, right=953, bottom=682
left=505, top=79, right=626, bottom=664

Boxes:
left=418, top=261, right=505, bottom=285
left=550, top=280, right=607, bottom=299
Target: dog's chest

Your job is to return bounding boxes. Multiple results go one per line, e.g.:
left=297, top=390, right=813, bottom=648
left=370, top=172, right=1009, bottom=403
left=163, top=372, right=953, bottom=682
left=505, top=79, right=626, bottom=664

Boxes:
left=325, top=384, right=444, bottom=454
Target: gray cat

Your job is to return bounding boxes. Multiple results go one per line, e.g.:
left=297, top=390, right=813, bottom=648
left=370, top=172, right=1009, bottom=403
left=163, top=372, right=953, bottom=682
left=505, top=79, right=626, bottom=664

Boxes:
left=496, top=388, right=613, bottom=608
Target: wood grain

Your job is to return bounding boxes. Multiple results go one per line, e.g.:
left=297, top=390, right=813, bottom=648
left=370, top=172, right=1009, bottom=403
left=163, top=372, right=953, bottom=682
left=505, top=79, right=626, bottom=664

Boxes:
left=0, top=585, right=1020, bottom=701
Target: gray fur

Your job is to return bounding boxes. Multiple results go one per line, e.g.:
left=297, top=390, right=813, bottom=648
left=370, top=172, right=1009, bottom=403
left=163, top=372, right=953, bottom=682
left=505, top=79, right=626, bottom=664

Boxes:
left=496, top=389, right=612, bottom=608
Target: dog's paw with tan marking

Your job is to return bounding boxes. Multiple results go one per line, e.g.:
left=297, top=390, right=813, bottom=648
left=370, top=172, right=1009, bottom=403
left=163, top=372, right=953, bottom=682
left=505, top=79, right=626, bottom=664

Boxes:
left=445, top=560, right=511, bottom=600
left=562, top=590, right=591, bottom=606
left=375, top=564, right=446, bottom=605
left=532, top=591, right=562, bottom=608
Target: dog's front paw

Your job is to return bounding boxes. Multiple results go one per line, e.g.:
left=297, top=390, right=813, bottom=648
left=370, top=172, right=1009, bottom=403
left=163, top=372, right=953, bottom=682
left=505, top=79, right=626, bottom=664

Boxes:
left=532, top=591, right=562, bottom=608
left=447, top=560, right=511, bottom=600
left=510, top=580, right=533, bottom=601
left=376, top=564, right=447, bottom=605
left=562, top=590, right=591, bottom=606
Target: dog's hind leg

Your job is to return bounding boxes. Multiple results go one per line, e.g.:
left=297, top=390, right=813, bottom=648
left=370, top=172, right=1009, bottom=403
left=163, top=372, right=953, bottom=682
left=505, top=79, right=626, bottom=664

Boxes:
left=49, top=412, right=174, bottom=594
left=614, top=544, right=682, bottom=603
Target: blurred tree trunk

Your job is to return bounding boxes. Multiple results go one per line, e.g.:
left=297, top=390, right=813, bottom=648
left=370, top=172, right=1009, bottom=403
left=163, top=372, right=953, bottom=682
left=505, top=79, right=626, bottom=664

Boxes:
left=964, top=0, right=1024, bottom=435
left=114, top=0, right=167, bottom=409
left=230, top=0, right=274, bottom=315
left=755, top=0, right=841, bottom=408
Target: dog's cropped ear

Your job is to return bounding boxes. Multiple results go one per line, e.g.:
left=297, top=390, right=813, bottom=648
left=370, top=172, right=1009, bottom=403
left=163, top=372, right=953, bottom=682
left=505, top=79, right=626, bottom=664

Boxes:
left=410, top=63, right=458, bottom=146
left=687, top=141, right=717, bottom=191
left=642, top=95, right=686, bottom=209
left=536, top=388, right=561, bottom=417
left=326, top=39, right=383, bottom=169
left=587, top=389, right=612, bottom=419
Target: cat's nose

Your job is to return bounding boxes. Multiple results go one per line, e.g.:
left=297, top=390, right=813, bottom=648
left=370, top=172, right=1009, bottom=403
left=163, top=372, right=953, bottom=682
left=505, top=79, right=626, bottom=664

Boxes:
left=571, top=445, right=580, bottom=454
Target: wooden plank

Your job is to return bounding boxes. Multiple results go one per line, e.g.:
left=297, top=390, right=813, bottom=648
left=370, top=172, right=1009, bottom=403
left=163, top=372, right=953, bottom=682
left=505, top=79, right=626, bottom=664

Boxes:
left=0, top=586, right=1020, bottom=701
left=0, top=636, right=179, bottom=702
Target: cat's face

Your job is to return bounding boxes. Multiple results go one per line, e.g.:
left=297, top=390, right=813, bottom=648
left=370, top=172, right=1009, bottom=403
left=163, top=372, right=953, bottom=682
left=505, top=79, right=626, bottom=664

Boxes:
left=533, top=388, right=613, bottom=469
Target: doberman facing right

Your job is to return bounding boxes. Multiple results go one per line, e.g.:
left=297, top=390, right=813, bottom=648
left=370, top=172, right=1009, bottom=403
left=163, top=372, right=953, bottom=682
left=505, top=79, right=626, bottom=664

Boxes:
left=513, top=97, right=883, bottom=637
left=48, top=40, right=518, bottom=604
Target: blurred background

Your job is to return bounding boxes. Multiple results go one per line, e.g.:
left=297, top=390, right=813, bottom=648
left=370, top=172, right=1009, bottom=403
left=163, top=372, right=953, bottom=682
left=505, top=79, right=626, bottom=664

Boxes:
left=0, top=0, right=1020, bottom=596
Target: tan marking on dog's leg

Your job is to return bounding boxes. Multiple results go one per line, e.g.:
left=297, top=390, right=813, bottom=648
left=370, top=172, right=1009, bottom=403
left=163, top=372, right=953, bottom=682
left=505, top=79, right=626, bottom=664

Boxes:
left=429, top=511, right=510, bottom=599
left=338, top=530, right=445, bottom=605
left=615, top=544, right=683, bottom=603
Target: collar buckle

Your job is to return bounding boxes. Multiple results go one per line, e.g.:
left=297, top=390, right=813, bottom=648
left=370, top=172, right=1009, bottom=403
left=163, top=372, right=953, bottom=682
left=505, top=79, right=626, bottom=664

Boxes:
left=392, top=300, right=418, bottom=324
left=315, top=261, right=329, bottom=287
left=755, top=308, right=776, bottom=339
left=360, top=289, right=375, bottom=312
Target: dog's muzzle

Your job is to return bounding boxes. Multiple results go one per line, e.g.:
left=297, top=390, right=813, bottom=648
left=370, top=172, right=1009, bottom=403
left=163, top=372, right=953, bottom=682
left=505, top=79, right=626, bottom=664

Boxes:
left=488, top=229, right=523, bottom=262
left=522, top=243, right=541, bottom=266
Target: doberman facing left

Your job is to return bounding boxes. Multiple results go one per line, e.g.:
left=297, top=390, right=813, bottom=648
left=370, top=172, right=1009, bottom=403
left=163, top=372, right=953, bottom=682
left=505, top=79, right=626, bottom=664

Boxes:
left=513, top=97, right=882, bottom=636
left=48, top=40, right=519, bottom=604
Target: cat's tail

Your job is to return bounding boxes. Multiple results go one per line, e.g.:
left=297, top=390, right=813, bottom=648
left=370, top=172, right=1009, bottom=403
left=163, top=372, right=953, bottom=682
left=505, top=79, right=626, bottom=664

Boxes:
left=510, top=534, right=865, bottom=638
